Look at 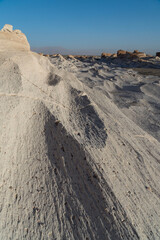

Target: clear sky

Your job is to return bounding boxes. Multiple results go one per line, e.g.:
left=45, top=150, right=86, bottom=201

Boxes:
left=0, top=0, right=160, bottom=54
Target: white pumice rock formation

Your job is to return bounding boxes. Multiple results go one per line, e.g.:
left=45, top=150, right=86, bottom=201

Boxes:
left=0, top=25, right=160, bottom=240
left=1, top=24, right=13, bottom=32
left=0, top=24, right=30, bottom=52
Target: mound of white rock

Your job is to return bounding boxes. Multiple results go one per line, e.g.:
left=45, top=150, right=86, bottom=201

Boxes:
left=0, top=24, right=30, bottom=51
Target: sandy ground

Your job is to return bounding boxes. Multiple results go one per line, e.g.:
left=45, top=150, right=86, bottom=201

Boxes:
left=0, top=49, right=160, bottom=240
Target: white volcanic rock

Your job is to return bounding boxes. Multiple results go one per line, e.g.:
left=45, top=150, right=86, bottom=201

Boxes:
left=1, top=24, right=13, bottom=32
left=0, top=24, right=30, bottom=51
left=0, top=26, right=160, bottom=240
left=14, top=29, right=22, bottom=34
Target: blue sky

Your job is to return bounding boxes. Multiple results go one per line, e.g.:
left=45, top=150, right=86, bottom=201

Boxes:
left=0, top=0, right=160, bottom=54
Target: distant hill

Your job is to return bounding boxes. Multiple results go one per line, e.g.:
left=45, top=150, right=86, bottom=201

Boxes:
left=31, top=46, right=74, bottom=55
left=31, top=46, right=109, bottom=56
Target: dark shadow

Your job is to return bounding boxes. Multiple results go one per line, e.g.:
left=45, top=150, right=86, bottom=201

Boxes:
left=44, top=107, right=139, bottom=240
left=120, top=83, right=145, bottom=92
left=47, top=72, right=61, bottom=86
left=70, top=88, right=107, bottom=147
left=76, top=56, right=160, bottom=71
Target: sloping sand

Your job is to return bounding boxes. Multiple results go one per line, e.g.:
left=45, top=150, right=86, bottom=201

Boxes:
left=0, top=28, right=160, bottom=239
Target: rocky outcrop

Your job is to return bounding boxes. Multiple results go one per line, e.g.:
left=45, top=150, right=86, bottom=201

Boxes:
left=101, top=53, right=112, bottom=58
left=1, top=24, right=13, bottom=32
left=67, top=55, right=75, bottom=59
left=133, top=52, right=146, bottom=58
left=117, top=50, right=127, bottom=57
left=156, top=52, right=160, bottom=57
left=0, top=24, right=30, bottom=51
left=111, top=53, right=117, bottom=58
left=117, top=50, right=146, bottom=59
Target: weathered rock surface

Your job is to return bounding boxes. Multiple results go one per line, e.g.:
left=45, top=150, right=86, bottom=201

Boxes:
left=67, top=55, right=75, bottom=59
left=0, top=24, right=30, bottom=51
left=0, top=26, right=160, bottom=240
left=111, top=53, right=117, bottom=58
left=101, top=52, right=112, bottom=58
left=117, top=50, right=127, bottom=57
left=1, top=24, right=13, bottom=32
left=117, top=50, right=146, bottom=59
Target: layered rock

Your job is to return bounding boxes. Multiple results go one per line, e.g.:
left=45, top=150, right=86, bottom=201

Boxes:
left=117, top=50, right=146, bottom=59
left=0, top=24, right=30, bottom=51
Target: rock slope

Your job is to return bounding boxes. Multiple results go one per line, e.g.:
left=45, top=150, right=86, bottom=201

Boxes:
left=0, top=26, right=160, bottom=240
left=0, top=24, right=30, bottom=52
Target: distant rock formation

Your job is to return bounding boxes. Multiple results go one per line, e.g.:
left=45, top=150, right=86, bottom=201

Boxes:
left=101, top=53, right=112, bottom=58
left=67, top=55, right=75, bottom=59
left=100, top=50, right=148, bottom=60
left=156, top=52, right=160, bottom=57
left=117, top=50, right=127, bottom=57
left=111, top=53, right=117, bottom=58
left=132, top=52, right=146, bottom=58
left=0, top=24, right=30, bottom=51
left=117, top=50, right=146, bottom=59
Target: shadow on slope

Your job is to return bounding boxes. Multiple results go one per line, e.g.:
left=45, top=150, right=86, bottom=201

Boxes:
left=70, top=88, right=108, bottom=148
left=44, top=107, right=139, bottom=240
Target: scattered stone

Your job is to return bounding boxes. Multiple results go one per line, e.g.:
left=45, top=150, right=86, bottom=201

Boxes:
left=55, top=120, right=60, bottom=126
left=24, top=228, right=28, bottom=232
left=37, top=221, right=44, bottom=225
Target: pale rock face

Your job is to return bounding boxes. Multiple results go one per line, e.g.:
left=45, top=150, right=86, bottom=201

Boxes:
left=14, top=29, right=22, bottom=34
left=1, top=24, right=13, bottom=32
left=0, top=24, right=30, bottom=51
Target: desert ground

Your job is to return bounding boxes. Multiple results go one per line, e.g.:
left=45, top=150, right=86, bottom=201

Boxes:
left=0, top=25, right=160, bottom=240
